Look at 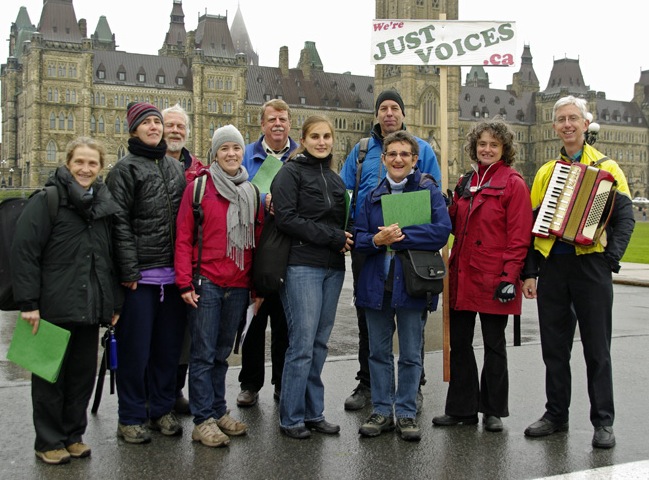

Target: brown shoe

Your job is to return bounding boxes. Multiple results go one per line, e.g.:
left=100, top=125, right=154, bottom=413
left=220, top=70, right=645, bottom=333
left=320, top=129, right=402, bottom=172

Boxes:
left=66, top=442, right=91, bottom=458
left=236, top=389, right=259, bottom=407
left=35, top=449, right=71, bottom=465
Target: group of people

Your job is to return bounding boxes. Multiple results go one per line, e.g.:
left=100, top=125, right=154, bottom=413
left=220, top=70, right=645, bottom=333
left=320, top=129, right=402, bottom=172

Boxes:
left=10, top=91, right=634, bottom=464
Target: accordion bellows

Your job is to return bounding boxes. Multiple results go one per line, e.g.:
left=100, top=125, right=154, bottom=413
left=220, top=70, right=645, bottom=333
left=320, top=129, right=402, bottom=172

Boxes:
left=532, top=161, right=615, bottom=246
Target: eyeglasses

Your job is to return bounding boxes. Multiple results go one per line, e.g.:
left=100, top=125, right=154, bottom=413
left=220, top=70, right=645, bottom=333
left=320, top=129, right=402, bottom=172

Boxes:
left=554, top=115, right=583, bottom=125
left=384, top=151, right=415, bottom=160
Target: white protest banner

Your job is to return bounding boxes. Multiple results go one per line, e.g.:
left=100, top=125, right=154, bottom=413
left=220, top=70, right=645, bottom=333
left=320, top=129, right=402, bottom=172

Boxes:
left=371, top=20, right=517, bottom=67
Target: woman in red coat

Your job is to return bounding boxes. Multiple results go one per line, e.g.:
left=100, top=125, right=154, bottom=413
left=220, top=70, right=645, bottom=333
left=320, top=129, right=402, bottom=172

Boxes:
left=432, top=119, right=533, bottom=432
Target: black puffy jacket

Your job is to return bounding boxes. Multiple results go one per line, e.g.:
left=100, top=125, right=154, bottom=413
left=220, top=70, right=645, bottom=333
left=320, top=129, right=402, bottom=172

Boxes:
left=271, top=152, right=348, bottom=271
left=106, top=150, right=185, bottom=282
left=11, top=166, right=121, bottom=325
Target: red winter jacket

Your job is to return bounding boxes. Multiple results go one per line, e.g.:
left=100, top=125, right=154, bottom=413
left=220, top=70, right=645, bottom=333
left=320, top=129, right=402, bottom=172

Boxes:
left=448, top=163, right=532, bottom=315
left=174, top=175, right=263, bottom=292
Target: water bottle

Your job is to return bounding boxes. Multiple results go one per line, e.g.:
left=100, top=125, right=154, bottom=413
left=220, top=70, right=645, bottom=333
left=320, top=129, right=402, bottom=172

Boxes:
left=108, top=326, right=118, bottom=370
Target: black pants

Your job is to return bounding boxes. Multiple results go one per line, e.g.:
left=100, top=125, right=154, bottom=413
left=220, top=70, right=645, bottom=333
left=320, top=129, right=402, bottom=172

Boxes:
left=32, top=323, right=99, bottom=451
left=445, top=310, right=509, bottom=417
left=238, top=293, right=288, bottom=392
left=537, top=252, right=614, bottom=427
left=352, top=250, right=426, bottom=388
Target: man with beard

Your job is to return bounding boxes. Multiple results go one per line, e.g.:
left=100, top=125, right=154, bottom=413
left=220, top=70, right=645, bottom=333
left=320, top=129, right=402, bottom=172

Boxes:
left=162, top=104, right=204, bottom=414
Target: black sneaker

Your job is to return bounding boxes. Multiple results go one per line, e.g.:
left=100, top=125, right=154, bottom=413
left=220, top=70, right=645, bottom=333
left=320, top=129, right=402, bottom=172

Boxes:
left=344, top=383, right=371, bottom=411
left=396, top=417, right=421, bottom=441
left=359, top=413, right=395, bottom=437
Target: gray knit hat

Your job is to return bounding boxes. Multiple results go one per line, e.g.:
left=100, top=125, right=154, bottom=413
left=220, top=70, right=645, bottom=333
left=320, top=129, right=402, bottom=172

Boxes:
left=211, top=125, right=245, bottom=159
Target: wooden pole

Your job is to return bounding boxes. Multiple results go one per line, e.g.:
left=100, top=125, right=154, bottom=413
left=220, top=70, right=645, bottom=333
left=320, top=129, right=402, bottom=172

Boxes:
left=439, top=13, right=451, bottom=382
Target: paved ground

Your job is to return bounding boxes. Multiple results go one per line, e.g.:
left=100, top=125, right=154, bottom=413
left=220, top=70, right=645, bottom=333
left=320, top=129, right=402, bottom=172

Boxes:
left=0, top=261, right=648, bottom=479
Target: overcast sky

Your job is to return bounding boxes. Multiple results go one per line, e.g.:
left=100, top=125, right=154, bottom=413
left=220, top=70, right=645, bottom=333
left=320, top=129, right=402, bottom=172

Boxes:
left=2, top=0, right=646, bottom=103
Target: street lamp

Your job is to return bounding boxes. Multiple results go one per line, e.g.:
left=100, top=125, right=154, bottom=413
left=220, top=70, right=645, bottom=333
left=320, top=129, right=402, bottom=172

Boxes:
left=8, top=168, right=14, bottom=187
left=0, top=160, right=6, bottom=187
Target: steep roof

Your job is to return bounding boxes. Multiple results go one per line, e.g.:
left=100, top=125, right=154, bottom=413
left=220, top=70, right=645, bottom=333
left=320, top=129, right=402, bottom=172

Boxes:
left=544, top=57, right=588, bottom=94
left=459, top=86, right=535, bottom=125
left=594, top=98, right=647, bottom=127
left=246, top=64, right=374, bottom=111
left=230, top=4, right=257, bottom=65
left=465, top=66, right=489, bottom=88
left=93, top=16, right=113, bottom=42
left=516, top=44, right=539, bottom=84
left=163, top=0, right=187, bottom=50
left=12, top=7, right=38, bottom=61
left=93, top=50, right=192, bottom=91
left=194, top=14, right=235, bottom=58
left=37, top=0, right=83, bottom=44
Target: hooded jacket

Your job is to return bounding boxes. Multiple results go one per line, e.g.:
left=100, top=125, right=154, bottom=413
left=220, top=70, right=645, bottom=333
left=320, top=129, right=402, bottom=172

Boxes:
left=11, top=166, right=122, bottom=324
left=448, top=162, right=532, bottom=315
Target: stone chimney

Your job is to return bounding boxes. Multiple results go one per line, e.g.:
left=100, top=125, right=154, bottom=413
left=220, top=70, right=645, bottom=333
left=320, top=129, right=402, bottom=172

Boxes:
left=78, top=18, right=87, bottom=38
left=279, top=46, right=289, bottom=77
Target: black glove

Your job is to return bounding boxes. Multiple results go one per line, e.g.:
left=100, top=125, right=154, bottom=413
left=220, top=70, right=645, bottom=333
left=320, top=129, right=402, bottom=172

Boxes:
left=443, top=189, right=453, bottom=207
left=494, top=281, right=515, bottom=303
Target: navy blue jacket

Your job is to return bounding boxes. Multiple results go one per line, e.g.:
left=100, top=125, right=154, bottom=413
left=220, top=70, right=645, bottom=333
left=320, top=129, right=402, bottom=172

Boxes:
left=354, top=169, right=451, bottom=311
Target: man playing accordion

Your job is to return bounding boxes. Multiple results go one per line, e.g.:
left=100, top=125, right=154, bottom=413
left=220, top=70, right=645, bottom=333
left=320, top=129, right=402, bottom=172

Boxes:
left=521, top=95, right=635, bottom=449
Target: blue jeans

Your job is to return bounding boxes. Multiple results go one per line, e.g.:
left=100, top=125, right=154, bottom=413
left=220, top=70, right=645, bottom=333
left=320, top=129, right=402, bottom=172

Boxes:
left=188, top=278, right=249, bottom=424
left=279, top=265, right=345, bottom=429
left=365, top=293, right=424, bottom=419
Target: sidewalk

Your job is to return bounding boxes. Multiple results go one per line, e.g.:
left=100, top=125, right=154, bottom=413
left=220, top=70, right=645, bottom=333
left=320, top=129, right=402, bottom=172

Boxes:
left=613, top=261, right=649, bottom=287
left=0, top=264, right=647, bottom=479
left=1, top=335, right=648, bottom=479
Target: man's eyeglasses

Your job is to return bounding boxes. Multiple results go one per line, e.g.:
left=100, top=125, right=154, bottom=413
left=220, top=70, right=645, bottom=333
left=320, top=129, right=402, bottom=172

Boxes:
left=384, top=151, right=414, bottom=160
left=554, top=115, right=582, bottom=125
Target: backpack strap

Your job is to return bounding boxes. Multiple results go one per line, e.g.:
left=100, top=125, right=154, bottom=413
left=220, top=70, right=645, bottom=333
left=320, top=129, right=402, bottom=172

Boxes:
left=43, top=185, right=59, bottom=223
left=252, top=183, right=260, bottom=221
left=192, top=175, right=207, bottom=286
left=349, top=137, right=371, bottom=224
left=191, top=178, right=261, bottom=286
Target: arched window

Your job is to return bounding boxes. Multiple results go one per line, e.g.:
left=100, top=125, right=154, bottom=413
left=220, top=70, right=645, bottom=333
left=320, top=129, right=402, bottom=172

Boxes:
left=98, top=116, right=105, bottom=133
left=67, top=114, right=74, bottom=130
left=59, top=113, right=65, bottom=130
left=90, top=115, right=96, bottom=132
left=422, top=91, right=437, bottom=126
left=47, top=141, right=57, bottom=162
left=115, top=116, right=121, bottom=134
left=50, top=113, right=56, bottom=129
left=117, top=145, right=126, bottom=159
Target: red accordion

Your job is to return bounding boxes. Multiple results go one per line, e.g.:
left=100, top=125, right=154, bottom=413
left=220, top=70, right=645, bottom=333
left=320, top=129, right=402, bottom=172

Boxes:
left=532, top=161, right=616, bottom=246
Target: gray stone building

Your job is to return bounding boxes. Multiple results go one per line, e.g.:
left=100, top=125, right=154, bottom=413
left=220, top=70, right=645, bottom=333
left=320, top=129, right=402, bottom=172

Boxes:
left=2, top=0, right=648, bottom=197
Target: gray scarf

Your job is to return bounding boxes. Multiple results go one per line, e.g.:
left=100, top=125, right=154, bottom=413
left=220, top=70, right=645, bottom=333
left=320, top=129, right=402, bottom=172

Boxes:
left=209, top=162, right=256, bottom=270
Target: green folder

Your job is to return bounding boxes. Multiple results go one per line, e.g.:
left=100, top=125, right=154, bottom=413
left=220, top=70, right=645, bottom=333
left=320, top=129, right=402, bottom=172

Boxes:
left=381, top=190, right=431, bottom=228
left=251, top=155, right=283, bottom=193
left=6, top=316, right=71, bottom=383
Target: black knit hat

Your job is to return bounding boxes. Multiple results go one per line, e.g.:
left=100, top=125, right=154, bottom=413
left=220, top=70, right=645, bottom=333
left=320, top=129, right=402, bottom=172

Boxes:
left=375, top=90, right=405, bottom=116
